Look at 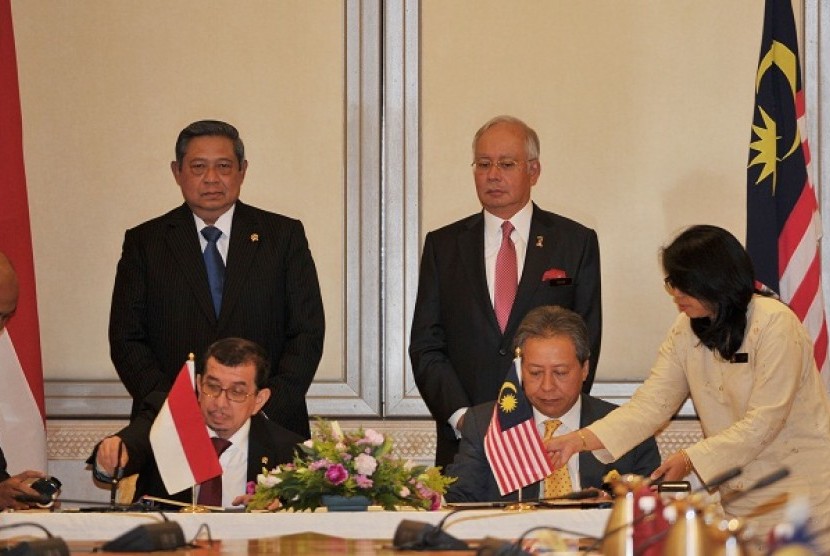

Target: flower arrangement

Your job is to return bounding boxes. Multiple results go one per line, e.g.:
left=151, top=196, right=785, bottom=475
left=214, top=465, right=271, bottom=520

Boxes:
left=246, top=420, right=455, bottom=512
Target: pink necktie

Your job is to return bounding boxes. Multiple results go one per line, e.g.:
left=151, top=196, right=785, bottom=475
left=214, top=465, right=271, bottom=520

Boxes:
left=197, top=437, right=232, bottom=507
left=494, top=221, right=518, bottom=332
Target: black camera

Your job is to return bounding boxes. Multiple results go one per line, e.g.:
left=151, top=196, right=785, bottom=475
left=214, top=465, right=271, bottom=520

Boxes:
left=29, top=476, right=62, bottom=507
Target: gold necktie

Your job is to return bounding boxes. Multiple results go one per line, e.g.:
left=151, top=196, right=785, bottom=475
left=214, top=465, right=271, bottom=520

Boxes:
left=543, top=419, right=573, bottom=498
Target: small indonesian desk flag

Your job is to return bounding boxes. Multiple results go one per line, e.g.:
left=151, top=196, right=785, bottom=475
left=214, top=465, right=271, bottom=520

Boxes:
left=149, top=360, right=221, bottom=494
left=484, top=357, right=553, bottom=495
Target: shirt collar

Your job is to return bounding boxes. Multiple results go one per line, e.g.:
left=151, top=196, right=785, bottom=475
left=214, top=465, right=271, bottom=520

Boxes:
left=533, top=395, right=582, bottom=432
left=193, top=203, right=236, bottom=237
left=208, top=416, right=251, bottom=447
left=483, top=201, right=533, bottom=244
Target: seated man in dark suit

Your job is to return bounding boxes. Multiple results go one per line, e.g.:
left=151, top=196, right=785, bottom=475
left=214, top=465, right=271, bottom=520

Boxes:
left=445, top=306, right=659, bottom=503
left=90, top=337, right=303, bottom=508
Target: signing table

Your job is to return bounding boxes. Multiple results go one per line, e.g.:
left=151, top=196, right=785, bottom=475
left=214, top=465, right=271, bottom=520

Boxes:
left=0, top=507, right=610, bottom=543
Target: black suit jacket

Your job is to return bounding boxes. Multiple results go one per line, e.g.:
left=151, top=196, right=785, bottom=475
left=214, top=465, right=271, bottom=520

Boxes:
left=88, top=392, right=303, bottom=505
left=444, top=395, right=660, bottom=503
left=109, top=201, right=325, bottom=438
left=0, top=446, right=8, bottom=482
left=410, top=205, right=602, bottom=467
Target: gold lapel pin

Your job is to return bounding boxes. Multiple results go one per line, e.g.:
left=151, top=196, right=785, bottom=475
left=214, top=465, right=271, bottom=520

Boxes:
left=251, top=233, right=259, bottom=242
left=535, top=236, right=544, bottom=247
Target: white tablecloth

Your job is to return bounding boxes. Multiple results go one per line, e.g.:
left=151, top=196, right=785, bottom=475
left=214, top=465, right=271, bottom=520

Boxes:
left=0, top=507, right=610, bottom=542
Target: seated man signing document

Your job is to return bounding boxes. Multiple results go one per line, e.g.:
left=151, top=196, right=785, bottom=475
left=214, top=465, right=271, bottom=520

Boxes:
left=445, top=306, right=659, bottom=503
left=90, top=338, right=302, bottom=509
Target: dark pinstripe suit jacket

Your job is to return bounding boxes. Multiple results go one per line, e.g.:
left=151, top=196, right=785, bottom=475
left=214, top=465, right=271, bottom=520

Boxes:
left=444, top=395, right=660, bottom=503
left=409, top=204, right=602, bottom=468
left=109, top=201, right=325, bottom=438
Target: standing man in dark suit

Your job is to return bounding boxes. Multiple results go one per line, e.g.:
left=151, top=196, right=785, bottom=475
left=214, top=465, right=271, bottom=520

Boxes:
left=410, top=115, right=602, bottom=468
left=445, top=306, right=658, bottom=503
left=92, top=338, right=303, bottom=508
left=109, top=120, right=325, bottom=439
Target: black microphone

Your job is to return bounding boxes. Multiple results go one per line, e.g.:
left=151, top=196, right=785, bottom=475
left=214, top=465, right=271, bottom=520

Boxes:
left=0, top=522, right=69, bottom=556
left=392, top=519, right=469, bottom=551
left=720, top=467, right=790, bottom=505
left=393, top=508, right=474, bottom=551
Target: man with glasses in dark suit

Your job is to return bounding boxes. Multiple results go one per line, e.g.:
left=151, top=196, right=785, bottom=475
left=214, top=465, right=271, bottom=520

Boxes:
left=92, top=338, right=302, bottom=508
left=410, top=115, right=602, bottom=469
left=109, top=120, right=325, bottom=439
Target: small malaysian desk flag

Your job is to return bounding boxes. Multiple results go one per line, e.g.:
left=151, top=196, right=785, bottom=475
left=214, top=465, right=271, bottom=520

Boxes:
left=484, top=357, right=552, bottom=495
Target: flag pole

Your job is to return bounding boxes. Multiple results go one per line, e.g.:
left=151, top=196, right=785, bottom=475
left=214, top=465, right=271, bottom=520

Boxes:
left=505, top=484, right=535, bottom=512
left=180, top=484, right=210, bottom=513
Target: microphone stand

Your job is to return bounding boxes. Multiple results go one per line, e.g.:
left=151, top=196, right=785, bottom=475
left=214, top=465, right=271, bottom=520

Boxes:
left=109, top=439, right=124, bottom=509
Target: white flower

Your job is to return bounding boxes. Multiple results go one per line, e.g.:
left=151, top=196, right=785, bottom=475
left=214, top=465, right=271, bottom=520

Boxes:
left=303, top=439, right=314, bottom=448
left=399, top=486, right=410, bottom=498
left=354, top=453, right=378, bottom=476
left=331, top=421, right=344, bottom=440
left=363, top=429, right=384, bottom=446
left=257, top=473, right=282, bottom=488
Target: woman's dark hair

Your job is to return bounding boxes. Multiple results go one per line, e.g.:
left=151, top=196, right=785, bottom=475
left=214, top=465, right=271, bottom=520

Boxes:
left=661, top=225, right=756, bottom=360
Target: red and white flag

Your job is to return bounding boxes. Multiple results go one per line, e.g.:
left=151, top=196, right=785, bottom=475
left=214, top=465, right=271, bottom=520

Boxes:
left=0, top=0, right=47, bottom=473
left=746, top=0, right=829, bottom=388
left=149, top=361, right=221, bottom=494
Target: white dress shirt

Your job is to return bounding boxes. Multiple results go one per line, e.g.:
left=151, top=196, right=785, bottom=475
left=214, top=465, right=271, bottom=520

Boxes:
left=194, top=204, right=235, bottom=264
left=534, top=397, right=583, bottom=496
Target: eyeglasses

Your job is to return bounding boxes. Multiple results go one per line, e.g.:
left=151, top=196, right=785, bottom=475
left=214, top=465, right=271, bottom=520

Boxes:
left=200, top=380, right=256, bottom=403
left=663, top=277, right=687, bottom=296
left=471, top=159, right=536, bottom=173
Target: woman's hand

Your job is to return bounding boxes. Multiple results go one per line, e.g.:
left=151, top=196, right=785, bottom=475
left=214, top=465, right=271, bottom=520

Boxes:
left=544, top=431, right=583, bottom=469
left=650, top=450, right=692, bottom=482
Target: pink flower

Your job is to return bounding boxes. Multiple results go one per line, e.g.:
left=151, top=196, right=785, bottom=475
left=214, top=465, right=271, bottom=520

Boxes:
left=309, top=459, right=329, bottom=471
left=354, top=453, right=378, bottom=476
left=416, top=482, right=441, bottom=510
left=325, top=463, right=349, bottom=485
left=399, top=486, right=410, bottom=498
left=362, top=429, right=384, bottom=446
left=355, top=475, right=374, bottom=489
left=246, top=481, right=256, bottom=495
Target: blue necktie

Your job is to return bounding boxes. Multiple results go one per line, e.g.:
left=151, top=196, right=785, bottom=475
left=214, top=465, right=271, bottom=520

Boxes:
left=201, top=226, right=225, bottom=317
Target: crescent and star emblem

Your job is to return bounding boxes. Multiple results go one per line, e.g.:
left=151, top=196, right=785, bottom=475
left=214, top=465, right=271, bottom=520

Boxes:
left=498, top=381, right=519, bottom=413
left=748, top=39, right=800, bottom=193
